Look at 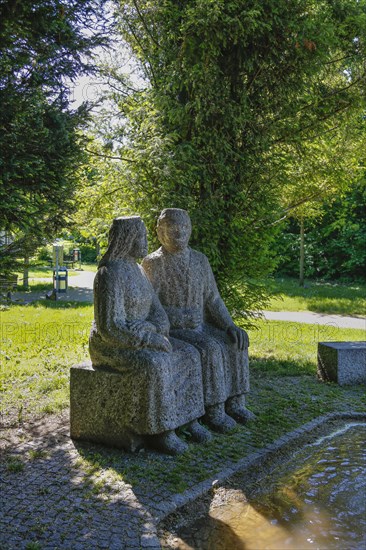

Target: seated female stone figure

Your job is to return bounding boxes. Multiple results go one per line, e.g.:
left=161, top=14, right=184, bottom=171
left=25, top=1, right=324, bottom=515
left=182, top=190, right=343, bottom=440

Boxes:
left=89, top=216, right=208, bottom=454
left=142, top=208, right=256, bottom=434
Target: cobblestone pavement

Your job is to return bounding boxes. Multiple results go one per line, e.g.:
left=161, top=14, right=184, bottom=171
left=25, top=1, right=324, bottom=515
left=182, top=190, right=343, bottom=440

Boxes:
left=0, top=414, right=161, bottom=550
left=2, top=412, right=365, bottom=549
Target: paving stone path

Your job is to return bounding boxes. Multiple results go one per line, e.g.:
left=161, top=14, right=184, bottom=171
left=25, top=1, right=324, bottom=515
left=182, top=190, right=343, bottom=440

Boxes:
left=2, top=411, right=365, bottom=549
left=0, top=414, right=161, bottom=549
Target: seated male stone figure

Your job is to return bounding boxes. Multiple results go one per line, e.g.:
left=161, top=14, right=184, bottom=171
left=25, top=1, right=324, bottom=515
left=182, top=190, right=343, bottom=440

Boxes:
left=88, top=216, right=208, bottom=455
left=142, top=208, right=255, bottom=433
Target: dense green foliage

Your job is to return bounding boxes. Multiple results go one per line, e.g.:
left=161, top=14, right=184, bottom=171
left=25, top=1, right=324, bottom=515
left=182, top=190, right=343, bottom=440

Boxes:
left=104, top=0, right=365, bottom=306
left=0, top=0, right=108, bottom=272
left=277, top=181, right=366, bottom=282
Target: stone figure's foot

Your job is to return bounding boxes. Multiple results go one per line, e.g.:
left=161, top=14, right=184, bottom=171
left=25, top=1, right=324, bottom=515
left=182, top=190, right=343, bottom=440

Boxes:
left=151, top=430, right=188, bottom=455
left=186, top=420, right=212, bottom=443
left=204, top=404, right=237, bottom=434
left=226, top=404, right=257, bottom=424
left=226, top=396, right=257, bottom=424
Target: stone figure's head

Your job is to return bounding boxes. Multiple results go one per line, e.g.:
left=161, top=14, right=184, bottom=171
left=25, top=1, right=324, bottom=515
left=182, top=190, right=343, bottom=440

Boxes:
left=99, top=216, right=148, bottom=266
left=157, top=208, right=192, bottom=253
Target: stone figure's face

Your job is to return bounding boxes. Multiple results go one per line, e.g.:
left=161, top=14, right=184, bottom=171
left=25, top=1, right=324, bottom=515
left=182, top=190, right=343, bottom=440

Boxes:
left=130, top=225, right=148, bottom=258
left=157, top=215, right=192, bottom=253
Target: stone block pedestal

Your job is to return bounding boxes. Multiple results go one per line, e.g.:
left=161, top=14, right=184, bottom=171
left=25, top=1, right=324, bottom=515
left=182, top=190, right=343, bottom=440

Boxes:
left=317, top=341, right=366, bottom=386
left=70, top=362, right=144, bottom=452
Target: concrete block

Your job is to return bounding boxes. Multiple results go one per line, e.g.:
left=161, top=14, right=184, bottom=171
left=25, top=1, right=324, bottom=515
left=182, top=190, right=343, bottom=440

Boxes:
left=317, top=341, right=366, bottom=386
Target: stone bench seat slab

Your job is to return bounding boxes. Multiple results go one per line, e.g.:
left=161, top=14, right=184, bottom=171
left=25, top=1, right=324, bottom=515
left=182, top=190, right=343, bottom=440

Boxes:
left=317, top=341, right=366, bottom=386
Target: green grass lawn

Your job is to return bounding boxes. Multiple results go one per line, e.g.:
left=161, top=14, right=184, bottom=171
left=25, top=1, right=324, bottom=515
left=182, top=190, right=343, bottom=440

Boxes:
left=264, top=277, right=366, bottom=316
left=1, top=301, right=364, bottom=426
left=1, top=301, right=93, bottom=421
left=246, top=319, right=365, bottom=377
left=1, top=299, right=365, bottom=497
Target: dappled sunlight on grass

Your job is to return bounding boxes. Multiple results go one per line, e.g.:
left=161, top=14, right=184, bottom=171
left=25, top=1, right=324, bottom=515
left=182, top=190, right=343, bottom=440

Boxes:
left=1, top=303, right=93, bottom=421
left=264, top=278, right=365, bottom=316
left=246, top=319, right=366, bottom=377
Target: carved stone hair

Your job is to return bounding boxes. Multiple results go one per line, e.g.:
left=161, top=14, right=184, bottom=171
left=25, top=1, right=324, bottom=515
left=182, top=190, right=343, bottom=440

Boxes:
left=99, top=216, right=144, bottom=266
left=157, top=208, right=191, bottom=227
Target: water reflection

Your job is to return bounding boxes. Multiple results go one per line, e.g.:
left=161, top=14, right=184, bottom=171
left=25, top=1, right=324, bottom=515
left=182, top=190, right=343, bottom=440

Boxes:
left=176, top=423, right=366, bottom=550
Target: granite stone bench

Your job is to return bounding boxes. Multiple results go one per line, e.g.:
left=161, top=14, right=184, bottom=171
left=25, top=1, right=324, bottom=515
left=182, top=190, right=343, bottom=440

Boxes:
left=70, top=362, right=145, bottom=452
left=317, top=341, right=366, bottom=386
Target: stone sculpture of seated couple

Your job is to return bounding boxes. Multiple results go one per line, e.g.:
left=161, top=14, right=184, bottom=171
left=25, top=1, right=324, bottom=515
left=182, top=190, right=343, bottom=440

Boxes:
left=89, top=208, right=255, bottom=455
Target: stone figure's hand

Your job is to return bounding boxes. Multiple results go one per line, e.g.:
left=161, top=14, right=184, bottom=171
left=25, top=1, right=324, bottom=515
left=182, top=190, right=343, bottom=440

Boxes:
left=127, top=320, right=157, bottom=335
left=227, top=325, right=249, bottom=350
left=143, top=333, right=173, bottom=353
left=190, top=310, right=202, bottom=327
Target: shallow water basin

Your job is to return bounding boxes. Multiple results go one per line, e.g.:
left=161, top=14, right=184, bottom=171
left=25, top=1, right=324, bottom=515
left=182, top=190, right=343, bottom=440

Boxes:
left=175, top=423, right=366, bottom=550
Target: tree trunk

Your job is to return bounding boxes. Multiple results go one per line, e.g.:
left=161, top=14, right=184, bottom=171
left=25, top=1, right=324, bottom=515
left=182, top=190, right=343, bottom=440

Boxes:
left=23, top=255, right=29, bottom=290
left=299, top=217, right=305, bottom=287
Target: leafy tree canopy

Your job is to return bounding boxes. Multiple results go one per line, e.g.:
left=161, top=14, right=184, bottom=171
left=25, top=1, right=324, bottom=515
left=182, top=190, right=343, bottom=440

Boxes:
left=104, top=0, right=365, bottom=303
left=276, top=180, right=366, bottom=281
left=0, top=0, right=107, bottom=93
left=0, top=0, right=109, bottom=271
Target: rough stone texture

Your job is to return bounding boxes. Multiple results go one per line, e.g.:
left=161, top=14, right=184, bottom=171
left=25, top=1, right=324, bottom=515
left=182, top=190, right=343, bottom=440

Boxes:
left=70, top=362, right=143, bottom=451
left=142, top=208, right=251, bottom=421
left=73, top=216, right=204, bottom=451
left=318, top=341, right=366, bottom=385
left=70, top=360, right=204, bottom=450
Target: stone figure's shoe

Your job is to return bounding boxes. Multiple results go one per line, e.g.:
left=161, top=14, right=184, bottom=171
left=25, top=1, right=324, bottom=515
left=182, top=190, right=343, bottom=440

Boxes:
left=186, top=420, right=212, bottom=443
left=226, top=395, right=257, bottom=424
left=151, top=430, right=188, bottom=455
left=204, top=404, right=237, bottom=434
left=226, top=404, right=257, bottom=424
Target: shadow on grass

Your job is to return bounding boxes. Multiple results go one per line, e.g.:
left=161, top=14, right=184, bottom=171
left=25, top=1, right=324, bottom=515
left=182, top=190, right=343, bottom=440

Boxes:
left=305, top=296, right=366, bottom=316
left=250, top=356, right=315, bottom=377
left=17, top=283, right=52, bottom=292
left=268, top=277, right=365, bottom=316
